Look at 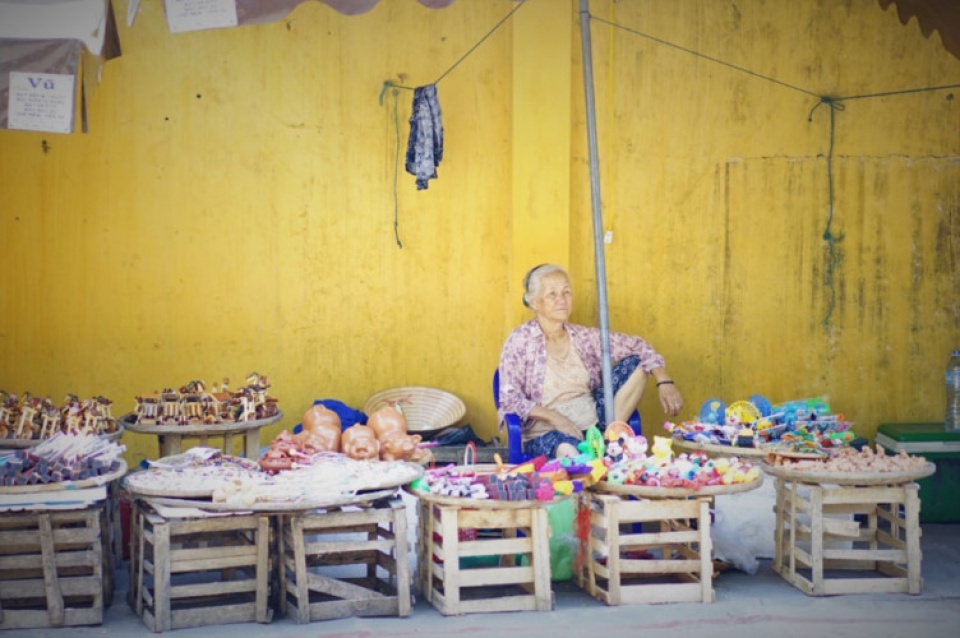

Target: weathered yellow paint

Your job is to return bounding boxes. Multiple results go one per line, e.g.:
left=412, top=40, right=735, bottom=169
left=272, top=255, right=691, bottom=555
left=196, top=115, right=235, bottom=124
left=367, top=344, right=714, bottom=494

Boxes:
left=1, top=0, right=958, bottom=469
left=511, top=1, right=572, bottom=323
left=575, top=0, right=960, bottom=439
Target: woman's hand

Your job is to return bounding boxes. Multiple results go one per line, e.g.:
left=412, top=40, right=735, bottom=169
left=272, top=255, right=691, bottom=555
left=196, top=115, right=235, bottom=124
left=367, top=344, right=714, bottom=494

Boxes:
left=551, top=414, right=583, bottom=439
left=658, top=383, right=683, bottom=417
left=528, top=406, right=582, bottom=438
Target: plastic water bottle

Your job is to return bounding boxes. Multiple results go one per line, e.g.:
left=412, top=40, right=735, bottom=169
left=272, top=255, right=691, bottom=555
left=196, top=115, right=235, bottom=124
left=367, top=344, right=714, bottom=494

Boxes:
left=947, top=349, right=960, bottom=432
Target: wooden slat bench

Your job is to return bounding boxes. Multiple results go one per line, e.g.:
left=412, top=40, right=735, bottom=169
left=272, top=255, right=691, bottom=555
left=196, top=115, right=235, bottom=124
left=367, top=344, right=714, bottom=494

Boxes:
left=128, top=500, right=273, bottom=632
left=0, top=506, right=108, bottom=630
left=277, top=496, right=412, bottom=623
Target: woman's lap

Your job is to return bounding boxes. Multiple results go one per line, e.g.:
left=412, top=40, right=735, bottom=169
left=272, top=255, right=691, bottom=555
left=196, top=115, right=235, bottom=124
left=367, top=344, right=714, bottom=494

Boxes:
left=524, top=355, right=642, bottom=458
left=523, top=430, right=581, bottom=459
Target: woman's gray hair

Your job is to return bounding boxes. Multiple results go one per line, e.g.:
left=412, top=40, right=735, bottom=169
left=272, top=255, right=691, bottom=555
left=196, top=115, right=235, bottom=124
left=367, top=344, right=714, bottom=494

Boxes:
left=522, top=263, right=569, bottom=308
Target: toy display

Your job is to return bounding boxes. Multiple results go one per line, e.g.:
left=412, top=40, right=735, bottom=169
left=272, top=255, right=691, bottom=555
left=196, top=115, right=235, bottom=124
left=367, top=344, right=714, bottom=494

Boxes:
left=666, top=394, right=855, bottom=456
left=595, top=433, right=760, bottom=489
left=408, top=423, right=762, bottom=501
left=132, top=372, right=278, bottom=425
left=0, top=391, right=118, bottom=440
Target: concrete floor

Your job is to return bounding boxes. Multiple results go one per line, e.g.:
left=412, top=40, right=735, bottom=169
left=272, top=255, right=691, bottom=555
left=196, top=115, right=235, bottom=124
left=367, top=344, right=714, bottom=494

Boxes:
left=11, top=517, right=960, bottom=638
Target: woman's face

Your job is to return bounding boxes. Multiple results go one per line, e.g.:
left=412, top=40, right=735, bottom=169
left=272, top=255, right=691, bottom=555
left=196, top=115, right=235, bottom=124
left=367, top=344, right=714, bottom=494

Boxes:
left=532, top=272, right=573, bottom=322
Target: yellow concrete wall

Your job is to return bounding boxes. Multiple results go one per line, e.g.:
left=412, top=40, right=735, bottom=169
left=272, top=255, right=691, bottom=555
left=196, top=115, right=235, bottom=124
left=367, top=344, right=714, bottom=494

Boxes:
left=572, top=0, right=960, bottom=440
left=0, top=0, right=958, bottom=468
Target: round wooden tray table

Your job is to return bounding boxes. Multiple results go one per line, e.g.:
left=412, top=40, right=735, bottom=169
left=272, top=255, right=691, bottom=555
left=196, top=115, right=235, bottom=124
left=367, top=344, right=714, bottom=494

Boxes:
left=671, top=437, right=772, bottom=459
left=121, top=411, right=282, bottom=459
left=762, top=461, right=936, bottom=486
left=403, top=484, right=569, bottom=509
left=0, top=460, right=127, bottom=494
left=0, top=426, right=125, bottom=449
left=123, top=458, right=423, bottom=513
left=591, top=474, right=763, bottom=499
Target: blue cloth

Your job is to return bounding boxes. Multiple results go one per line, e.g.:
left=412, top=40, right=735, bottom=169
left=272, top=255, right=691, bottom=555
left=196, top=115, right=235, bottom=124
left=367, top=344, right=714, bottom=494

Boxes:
left=405, top=84, right=443, bottom=190
left=523, top=430, right=582, bottom=459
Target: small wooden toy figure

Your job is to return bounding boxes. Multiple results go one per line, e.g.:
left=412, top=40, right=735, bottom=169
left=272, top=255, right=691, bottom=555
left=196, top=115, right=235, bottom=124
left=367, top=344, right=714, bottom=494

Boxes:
left=81, top=398, right=102, bottom=434
left=96, top=396, right=117, bottom=432
left=160, top=388, right=180, bottom=423
left=0, top=392, right=20, bottom=433
left=39, top=400, right=60, bottom=438
left=135, top=395, right=161, bottom=424
left=15, top=403, right=38, bottom=439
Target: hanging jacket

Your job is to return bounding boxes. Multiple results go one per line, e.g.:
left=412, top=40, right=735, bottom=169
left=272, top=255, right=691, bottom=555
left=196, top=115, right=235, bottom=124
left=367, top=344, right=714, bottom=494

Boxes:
left=405, top=84, right=444, bottom=190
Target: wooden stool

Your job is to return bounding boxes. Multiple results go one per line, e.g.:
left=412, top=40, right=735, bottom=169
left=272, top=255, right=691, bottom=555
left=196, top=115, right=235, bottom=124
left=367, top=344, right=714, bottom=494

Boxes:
left=414, top=495, right=553, bottom=615
left=277, top=497, right=411, bottom=623
left=128, top=500, right=273, bottom=632
left=575, top=492, right=714, bottom=605
left=0, top=506, right=107, bottom=630
left=773, top=478, right=923, bottom=595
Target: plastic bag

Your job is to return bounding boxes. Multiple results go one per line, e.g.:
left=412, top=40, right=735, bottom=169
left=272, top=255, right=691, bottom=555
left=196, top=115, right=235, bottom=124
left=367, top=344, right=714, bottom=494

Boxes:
left=547, top=499, right=577, bottom=581
left=711, top=509, right=759, bottom=575
left=517, top=498, right=576, bottom=581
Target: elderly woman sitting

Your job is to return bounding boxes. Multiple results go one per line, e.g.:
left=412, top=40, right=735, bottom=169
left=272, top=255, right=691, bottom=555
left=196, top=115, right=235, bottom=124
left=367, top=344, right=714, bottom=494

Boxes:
left=497, top=264, right=683, bottom=459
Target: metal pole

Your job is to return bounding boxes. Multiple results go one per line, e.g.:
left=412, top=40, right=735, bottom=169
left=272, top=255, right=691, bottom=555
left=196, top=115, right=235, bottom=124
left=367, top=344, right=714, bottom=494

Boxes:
left=578, top=0, right=614, bottom=425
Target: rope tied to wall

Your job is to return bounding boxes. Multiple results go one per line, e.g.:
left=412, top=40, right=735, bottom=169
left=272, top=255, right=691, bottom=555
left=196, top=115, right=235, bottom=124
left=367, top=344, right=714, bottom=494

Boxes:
left=379, top=0, right=530, bottom=248
left=807, top=96, right=846, bottom=328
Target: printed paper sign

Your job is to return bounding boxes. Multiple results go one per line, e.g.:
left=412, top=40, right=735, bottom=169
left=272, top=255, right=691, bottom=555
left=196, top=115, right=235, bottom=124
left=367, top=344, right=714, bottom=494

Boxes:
left=7, top=72, right=76, bottom=134
left=165, top=0, right=239, bottom=33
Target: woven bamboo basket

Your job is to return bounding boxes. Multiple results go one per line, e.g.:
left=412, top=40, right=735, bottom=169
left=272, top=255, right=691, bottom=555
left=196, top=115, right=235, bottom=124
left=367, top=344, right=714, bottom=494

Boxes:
left=363, top=386, right=466, bottom=434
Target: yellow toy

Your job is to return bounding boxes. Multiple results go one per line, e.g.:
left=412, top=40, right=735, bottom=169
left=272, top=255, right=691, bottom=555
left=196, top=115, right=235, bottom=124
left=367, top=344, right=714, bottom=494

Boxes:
left=651, top=436, right=674, bottom=464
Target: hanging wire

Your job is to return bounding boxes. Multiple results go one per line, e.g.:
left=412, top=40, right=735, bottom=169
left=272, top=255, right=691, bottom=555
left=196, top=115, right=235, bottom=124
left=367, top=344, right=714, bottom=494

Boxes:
left=379, top=82, right=404, bottom=248
left=379, top=0, right=530, bottom=248
left=591, top=11, right=960, bottom=328
left=432, top=0, right=529, bottom=85
left=838, top=83, right=960, bottom=101
left=590, top=15, right=821, bottom=99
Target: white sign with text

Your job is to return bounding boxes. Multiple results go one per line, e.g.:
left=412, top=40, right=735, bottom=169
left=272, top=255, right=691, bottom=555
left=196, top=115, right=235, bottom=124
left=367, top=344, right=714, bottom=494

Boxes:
left=8, top=71, right=76, bottom=134
left=165, top=0, right=239, bottom=33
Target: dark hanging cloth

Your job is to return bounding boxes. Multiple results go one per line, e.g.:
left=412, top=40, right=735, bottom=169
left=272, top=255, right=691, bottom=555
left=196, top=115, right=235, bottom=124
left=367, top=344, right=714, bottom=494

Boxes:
left=405, top=84, right=444, bottom=190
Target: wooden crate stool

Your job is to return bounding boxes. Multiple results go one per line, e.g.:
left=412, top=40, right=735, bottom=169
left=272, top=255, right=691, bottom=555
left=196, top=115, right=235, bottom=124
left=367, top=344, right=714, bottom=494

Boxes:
left=415, top=496, right=553, bottom=616
left=575, top=492, right=714, bottom=605
left=773, top=478, right=923, bottom=596
left=128, top=500, right=273, bottom=632
left=277, top=497, right=411, bottom=623
left=0, top=506, right=108, bottom=630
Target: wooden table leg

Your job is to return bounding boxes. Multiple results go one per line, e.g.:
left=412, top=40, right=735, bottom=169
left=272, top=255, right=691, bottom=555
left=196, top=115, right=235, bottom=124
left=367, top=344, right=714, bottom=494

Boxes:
left=244, top=428, right=262, bottom=459
left=158, top=435, right=181, bottom=457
